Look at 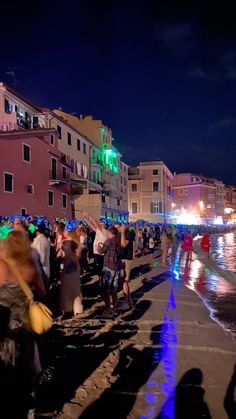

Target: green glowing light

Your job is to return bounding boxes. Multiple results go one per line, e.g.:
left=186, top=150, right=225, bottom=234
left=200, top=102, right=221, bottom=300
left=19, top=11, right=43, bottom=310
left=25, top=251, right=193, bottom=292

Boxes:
left=0, top=225, right=11, bottom=240
left=28, top=224, right=36, bottom=234
left=100, top=128, right=105, bottom=140
left=101, top=145, right=119, bottom=173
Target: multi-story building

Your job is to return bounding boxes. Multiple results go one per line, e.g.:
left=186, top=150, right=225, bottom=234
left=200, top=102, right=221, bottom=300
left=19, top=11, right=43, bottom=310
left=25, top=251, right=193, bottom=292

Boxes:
left=0, top=82, right=46, bottom=131
left=0, top=83, right=102, bottom=218
left=225, top=185, right=236, bottom=210
left=43, top=110, right=95, bottom=217
left=53, top=111, right=129, bottom=220
left=224, top=185, right=236, bottom=221
left=128, top=161, right=173, bottom=223
left=0, top=84, right=128, bottom=220
left=0, top=128, right=71, bottom=219
left=172, top=173, right=225, bottom=222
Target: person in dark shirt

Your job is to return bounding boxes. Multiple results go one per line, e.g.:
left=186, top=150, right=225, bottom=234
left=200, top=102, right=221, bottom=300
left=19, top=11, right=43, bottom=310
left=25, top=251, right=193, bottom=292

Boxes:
left=114, top=223, right=134, bottom=311
left=99, top=227, right=121, bottom=318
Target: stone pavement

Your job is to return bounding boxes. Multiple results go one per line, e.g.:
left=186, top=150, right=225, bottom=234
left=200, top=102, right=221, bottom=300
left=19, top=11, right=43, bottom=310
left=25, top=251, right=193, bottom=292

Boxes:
left=37, top=250, right=236, bottom=419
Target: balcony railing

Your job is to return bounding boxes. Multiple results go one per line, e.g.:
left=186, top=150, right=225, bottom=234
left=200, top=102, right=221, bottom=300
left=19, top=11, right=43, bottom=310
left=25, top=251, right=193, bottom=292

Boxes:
left=49, top=170, right=70, bottom=185
left=16, top=113, right=42, bottom=130
left=91, top=158, right=103, bottom=166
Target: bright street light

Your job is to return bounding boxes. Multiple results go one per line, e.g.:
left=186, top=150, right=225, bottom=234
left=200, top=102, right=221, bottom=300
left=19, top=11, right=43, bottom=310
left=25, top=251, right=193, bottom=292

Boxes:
left=199, top=201, right=204, bottom=210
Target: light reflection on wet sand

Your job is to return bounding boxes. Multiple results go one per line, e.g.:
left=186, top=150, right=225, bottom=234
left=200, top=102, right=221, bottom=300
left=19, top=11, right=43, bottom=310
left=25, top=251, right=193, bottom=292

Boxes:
left=179, top=234, right=236, bottom=337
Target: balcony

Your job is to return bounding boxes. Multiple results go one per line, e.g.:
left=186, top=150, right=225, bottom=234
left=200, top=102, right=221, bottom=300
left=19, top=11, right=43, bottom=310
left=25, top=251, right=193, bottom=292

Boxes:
left=128, top=174, right=143, bottom=180
left=103, top=183, right=119, bottom=198
left=16, top=113, right=44, bottom=130
left=71, top=178, right=87, bottom=195
left=88, top=180, right=102, bottom=193
left=91, top=157, right=103, bottom=167
left=49, top=170, right=70, bottom=186
left=104, top=163, right=119, bottom=175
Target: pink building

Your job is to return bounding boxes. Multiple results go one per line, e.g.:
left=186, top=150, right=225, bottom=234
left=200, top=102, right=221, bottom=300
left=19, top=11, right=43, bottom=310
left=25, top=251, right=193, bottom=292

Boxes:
left=0, top=129, right=71, bottom=220
left=172, top=173, right=225, bottom=222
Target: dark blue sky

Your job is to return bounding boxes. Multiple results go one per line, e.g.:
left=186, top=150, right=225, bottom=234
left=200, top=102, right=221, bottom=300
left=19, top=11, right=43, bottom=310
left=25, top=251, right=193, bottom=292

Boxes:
left=1, top=1, right=236, bottom=184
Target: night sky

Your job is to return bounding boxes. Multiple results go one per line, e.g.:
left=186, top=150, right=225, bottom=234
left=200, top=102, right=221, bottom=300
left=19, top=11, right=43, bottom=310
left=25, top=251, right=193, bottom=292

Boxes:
left=1, top=1, right=236, bottom=184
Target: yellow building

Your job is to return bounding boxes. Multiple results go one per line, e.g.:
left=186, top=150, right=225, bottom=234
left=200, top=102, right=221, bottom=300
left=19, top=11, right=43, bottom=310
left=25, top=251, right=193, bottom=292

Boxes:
left=41, top=110, right=101, bottom=217
left=53, top=110, right=129, bottom=220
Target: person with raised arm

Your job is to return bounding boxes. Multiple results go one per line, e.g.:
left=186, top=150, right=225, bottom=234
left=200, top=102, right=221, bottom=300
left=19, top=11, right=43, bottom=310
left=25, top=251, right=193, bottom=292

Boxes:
left=81, top=212, right=108, bottom=277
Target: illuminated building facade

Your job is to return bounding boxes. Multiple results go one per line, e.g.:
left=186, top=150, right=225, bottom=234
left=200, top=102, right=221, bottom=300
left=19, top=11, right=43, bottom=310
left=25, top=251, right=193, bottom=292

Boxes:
left=224, top=185, right=236, bottom=221
left=0, top=84, right=94, bottom=217
left=128, top=161, right=173, bottom=223
left=172, top=173, right=225, bottom=223
left=0, top=129, right=71, bottom=219
left=43, top=111, right=94, bottom=217
left=53, top=111, right=129, bottom=220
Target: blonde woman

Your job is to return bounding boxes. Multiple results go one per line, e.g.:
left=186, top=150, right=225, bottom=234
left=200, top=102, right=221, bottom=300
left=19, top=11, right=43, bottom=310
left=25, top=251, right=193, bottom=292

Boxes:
left=0, top=231, right=45, bottom=417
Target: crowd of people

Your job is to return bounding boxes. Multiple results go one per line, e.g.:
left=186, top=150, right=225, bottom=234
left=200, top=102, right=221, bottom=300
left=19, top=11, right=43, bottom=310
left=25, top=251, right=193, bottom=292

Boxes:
left=0, top=212, right=235, bottom=417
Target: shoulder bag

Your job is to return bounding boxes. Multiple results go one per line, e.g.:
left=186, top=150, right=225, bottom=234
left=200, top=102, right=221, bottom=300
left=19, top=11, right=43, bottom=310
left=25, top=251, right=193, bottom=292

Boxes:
left=6, top=258, right=52, bottom=335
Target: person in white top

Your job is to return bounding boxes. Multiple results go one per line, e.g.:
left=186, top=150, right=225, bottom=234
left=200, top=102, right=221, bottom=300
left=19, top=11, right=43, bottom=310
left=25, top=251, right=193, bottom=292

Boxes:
left=81, top=212, right=108, bottom=277
left=32, top=222, right=50, bottom=284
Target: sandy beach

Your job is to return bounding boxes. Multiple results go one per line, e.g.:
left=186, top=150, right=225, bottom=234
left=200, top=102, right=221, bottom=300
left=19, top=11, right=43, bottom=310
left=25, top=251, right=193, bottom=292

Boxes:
left=36, top=246, right=236, bottom=419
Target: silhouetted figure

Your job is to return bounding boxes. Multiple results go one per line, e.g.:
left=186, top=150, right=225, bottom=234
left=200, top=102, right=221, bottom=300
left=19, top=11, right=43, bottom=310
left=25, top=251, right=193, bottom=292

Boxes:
left=224, top=364, right=236, bottom=419
left=174, top=368, right=211, bottom=419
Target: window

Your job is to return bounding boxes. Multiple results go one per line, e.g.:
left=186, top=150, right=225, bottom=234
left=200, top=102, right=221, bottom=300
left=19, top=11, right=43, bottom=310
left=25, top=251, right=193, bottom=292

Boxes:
left=178, top=189, right=184, bottom=196
left=77, top=138, right=81, bottom=151
left=75, top=160, right=78, bottom=175
left=131, top=183, right=137, bottom=192
left=62, top=194, right=67, bottom=209
left=153, top=182, right=159, bottom=192
left=57, top=125, right=62, bottom=139
left=83, top=164, right=88, bottom=178
left=62, top=166, right=67, bottom=180
left=83, top=143, right=86, bottom=154
left=50, top=134, right=55, bottom=145
left=61, top=153, right=66, bottom=163
left=21, top=208, right=27, bottom=216
left=67, top=132, right=71, bottom=146
left=32, top=116, right=39, bottom=128
left=4, top=172, right=13, bottom=192
left=153, top=169, right=158, bottom=175
left=51, top=158, right=57, bottom=180
left=132, top=202, right=138, bottom=213
left=70, top=159, right=74, bottom=173
left=150, top=202, right=159, bottom=214
left=23, top=144, right=31, bottom=163
left=4, top=99, right=10, bottom=113
left=27, top=184, right=34, bottom=194
left=48, top=191, right=54, bottom=207
left=185, top=189, right=188, bottom=196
